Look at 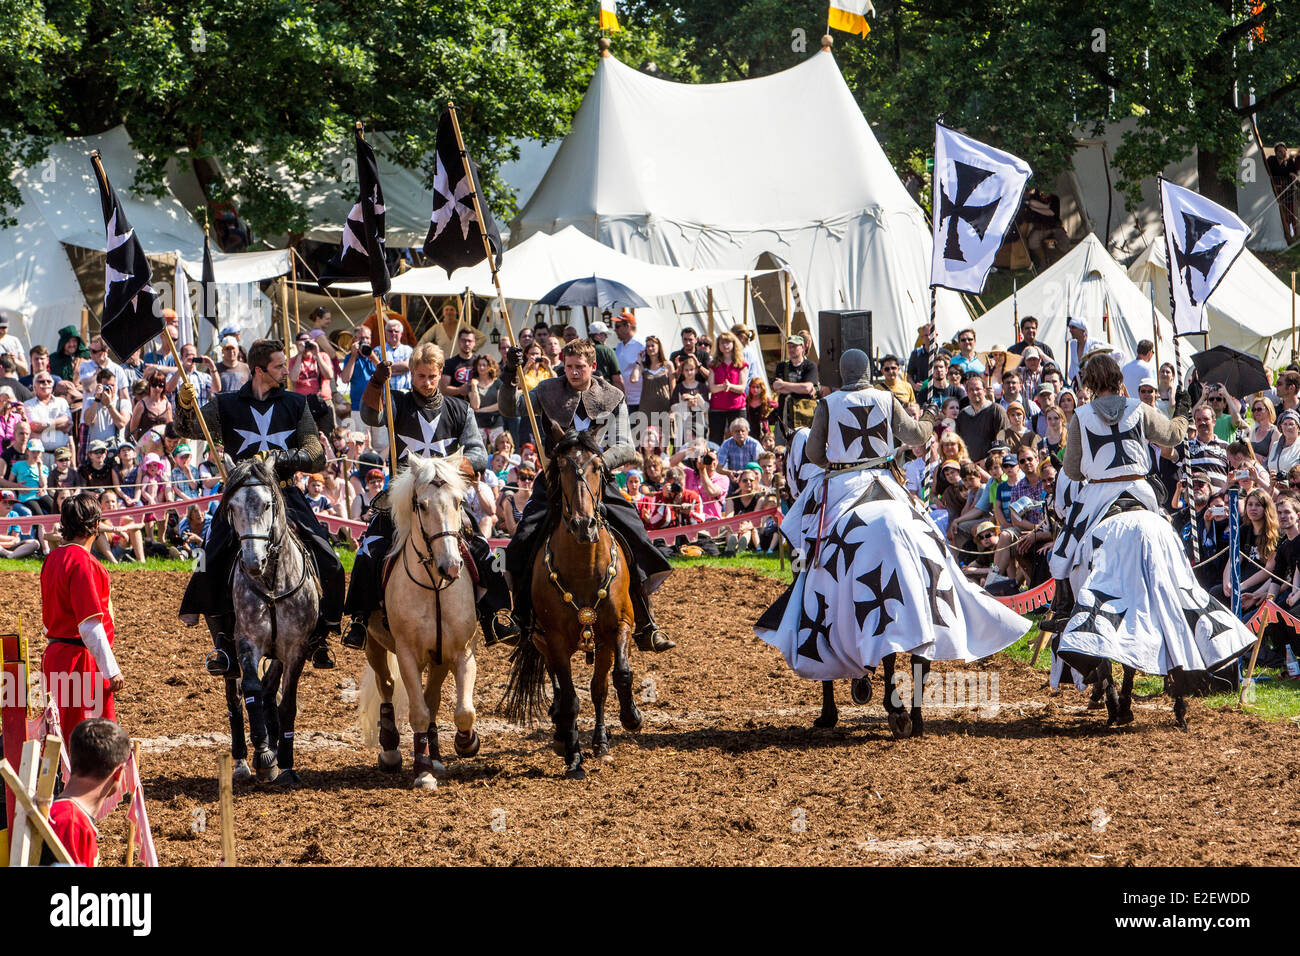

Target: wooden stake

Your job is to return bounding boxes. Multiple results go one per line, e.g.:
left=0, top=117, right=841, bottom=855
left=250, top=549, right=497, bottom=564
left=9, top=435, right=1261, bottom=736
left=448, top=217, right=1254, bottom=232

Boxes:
left=279, top=277, right=291, bottom=351
left=446, top=103, right=548, bottom=469
left=26, top=735, right=62, bottom=866
left=217, top=752, right=236, bottom=867
left=7, top=739, right=39, bottom=867
left=1239, top=629, right=1265, bottom=707
left=80, top=306, right=90, bottom=345
left=125, top=739, right=141, bottom=867
left=782, top=270, right=792, bottom=342
left=0, top=756, right=72, bottom=865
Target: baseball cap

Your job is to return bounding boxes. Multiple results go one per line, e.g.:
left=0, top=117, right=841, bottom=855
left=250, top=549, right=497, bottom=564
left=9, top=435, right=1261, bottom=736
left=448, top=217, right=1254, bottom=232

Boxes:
left=174, top=443, right=193, bottom=458
left=1006, top=400, right=1025, bottom=414
left=1002, top=453, right=1019, bottom=467
left=787, top=335, right=806, bottom=347
left=940, top=459, right=961, bottom=472
left=25, top=439, right=44, bottom=453
left=1138, top=377, right=1158, bottom=390
left=1035, top=381, right=1056, bottom=395
left=88, top=439, right=109, bottom=452
left=0, top=315, right=9, bottom=327
left=221, top=335, right=239, bottom=348
left=219, top=326, right=240, bottom=339
left=1, top=489, right=14, bottom=500
left=54, top=446, right=72, bottom=460
left=588, top=321, right=612, bottom=336
left=1020, top=346, right=1041, bottom=361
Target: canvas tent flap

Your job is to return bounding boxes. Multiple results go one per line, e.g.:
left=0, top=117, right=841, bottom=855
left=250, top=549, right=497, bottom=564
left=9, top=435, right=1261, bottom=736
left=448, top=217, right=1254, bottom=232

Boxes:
left=972, top=234, right=1186, bottom=374
left=513, top=50, right=966, bottom=359
left=178, top=248, right=290, bottom=284
left=1128, top=241, right=1298, bottom=369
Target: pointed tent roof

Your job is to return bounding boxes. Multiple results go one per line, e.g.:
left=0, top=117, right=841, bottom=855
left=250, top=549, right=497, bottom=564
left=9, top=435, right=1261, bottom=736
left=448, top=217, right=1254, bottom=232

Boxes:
left=513, top=49, right=966, bottom=357
left=1128, top=241, right=1299, bottom=369
left=971, top=234, right=1184, bottom=372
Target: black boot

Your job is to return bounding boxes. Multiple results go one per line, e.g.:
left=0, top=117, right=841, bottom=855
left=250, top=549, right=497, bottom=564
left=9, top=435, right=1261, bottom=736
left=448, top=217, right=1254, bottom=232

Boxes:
left=480, top=610, right=521, bottom=648
left=204, top=615, right=239, bottom=678
left=630, top=589, right=674, bottom=653
left=342, top=614, right=369, bottom=650
left=1040, top=578, right=1075, bottom=633
left=308, top=620, right=336, bottom=669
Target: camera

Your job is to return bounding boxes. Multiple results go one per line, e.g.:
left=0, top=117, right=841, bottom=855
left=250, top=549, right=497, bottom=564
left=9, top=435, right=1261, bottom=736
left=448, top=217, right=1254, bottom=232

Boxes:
left=667, top=481, right=683, bottom=497
left=359, top=342, right=373, bottom=358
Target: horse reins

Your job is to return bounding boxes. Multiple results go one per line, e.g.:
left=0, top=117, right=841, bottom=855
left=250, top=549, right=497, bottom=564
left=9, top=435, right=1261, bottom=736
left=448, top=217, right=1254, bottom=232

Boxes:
left=234, top=478, right=314, bottom=656
left=545, top=448, right=616, bottom=655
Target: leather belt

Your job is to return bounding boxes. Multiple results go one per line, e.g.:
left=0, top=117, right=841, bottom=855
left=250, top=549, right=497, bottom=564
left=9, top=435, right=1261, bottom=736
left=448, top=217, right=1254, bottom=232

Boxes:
left=1087, top=474, right=1144, bottom=484
left=48, top=637, right=85, bottom=646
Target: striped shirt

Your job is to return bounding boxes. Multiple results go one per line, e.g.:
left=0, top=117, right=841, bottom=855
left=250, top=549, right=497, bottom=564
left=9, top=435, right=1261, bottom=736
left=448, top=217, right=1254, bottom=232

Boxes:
left=1186, top=436, right=1230, bottom=487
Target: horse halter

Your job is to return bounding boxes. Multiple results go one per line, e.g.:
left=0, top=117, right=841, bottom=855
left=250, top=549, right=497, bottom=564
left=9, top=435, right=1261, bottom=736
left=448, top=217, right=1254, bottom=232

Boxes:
left=404, top=478, right=460, bottom=592
left=557, top=448, right=607, bottom=536
left=234, top=477, right=284, bottom=581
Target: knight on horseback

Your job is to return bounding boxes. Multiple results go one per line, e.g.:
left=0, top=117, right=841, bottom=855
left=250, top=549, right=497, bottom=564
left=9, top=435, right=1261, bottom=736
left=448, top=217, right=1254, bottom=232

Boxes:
left=175, top=338, right=346, bottom=676
left=340, top=342, right=519, bottom=650
left=499, top=338, right=674, bottom=652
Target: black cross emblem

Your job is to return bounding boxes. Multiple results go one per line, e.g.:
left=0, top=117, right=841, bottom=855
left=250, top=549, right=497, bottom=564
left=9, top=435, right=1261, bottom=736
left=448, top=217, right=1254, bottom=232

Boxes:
left=1173, top=212, right=1227, bottom=307
left=1054, top=500, right=1089, bottom=559
left=821, top=510, right=869, bottom=578
left=1179, top=587, right=1234, bottom=643
left=837, top=402, right=888, bottom=459
left=854, top=562, right=905, bottom=637
left=1085, top=422, right=1142, bottom=470
left=939, top=160, right=1001, bottom=262
left=1068, top=588, right=1126, bottom=636
left=919, top=554, right=957, bottom=626
left=797, top=588, right=834, bottom=663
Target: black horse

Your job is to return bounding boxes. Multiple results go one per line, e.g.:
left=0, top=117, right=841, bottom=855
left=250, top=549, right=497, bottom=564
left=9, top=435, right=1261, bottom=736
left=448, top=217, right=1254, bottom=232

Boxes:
left=812, top=654, right=932, bottom=739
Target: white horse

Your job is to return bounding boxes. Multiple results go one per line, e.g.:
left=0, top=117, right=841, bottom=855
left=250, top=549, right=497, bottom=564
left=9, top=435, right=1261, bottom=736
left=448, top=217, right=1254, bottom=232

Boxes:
left=357, top=454, right=481, bottom=790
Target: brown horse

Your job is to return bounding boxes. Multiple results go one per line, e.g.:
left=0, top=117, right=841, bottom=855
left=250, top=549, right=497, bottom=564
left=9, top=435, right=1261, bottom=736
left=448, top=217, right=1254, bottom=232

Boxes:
left=502, top=427, right=642, bottom=779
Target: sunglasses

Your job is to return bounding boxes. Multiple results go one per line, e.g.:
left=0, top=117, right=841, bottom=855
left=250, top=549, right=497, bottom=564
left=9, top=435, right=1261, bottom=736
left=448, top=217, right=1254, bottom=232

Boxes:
left=882, top=366, right=898, bottom=373
left=978, top=533, right=997, bottom=541
left=1018, top=458, right=1036, bottom=464
left=90, top=347, right=105, bottom=354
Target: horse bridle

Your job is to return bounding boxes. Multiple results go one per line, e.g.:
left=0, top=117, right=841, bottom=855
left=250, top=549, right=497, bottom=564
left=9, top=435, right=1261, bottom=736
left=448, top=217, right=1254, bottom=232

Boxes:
left=230, top=478, right=312, bottom=652
left=403, top=477, right=460, bottom=593
left=557, top=448, right=607, bottom=534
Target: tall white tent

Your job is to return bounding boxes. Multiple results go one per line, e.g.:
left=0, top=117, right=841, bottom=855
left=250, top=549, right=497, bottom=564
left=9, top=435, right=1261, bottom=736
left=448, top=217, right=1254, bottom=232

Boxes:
left=1128, top=241, right=1299, bottom=369
left=972, top=234, right=1184, bottom=375
left=512, top=46, right=966, bottom=359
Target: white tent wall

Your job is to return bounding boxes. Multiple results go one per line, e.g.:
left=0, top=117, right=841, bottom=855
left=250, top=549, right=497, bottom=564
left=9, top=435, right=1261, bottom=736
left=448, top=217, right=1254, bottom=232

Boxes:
left=1128, top=242, right=1299, bottom=370
left=972, top=234, right=1188, bottom=377
left=0, top=197, right=86, bottom=351
left=512, top=49, right=967, bottom=362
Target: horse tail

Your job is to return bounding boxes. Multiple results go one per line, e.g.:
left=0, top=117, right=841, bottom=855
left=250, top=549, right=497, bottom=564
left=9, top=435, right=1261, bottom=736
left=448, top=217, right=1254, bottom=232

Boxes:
left=358, top=650, right=408, bottom=747
left=500, top=636, right=549, bottom=726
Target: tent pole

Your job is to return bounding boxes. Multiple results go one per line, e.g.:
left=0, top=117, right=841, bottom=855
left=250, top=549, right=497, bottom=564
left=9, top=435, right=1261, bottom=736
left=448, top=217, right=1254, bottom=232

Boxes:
left=80, top=306, right=90, bottom=345
left=742, top=275, right=750, bottom=330
left=291, top=247, right=355, bottom=322
left=1150, top=280, right=1160, bottom=371
left=290, top=244, right=302, bottom=337
left=447, top=102, right=547, bottom=469
left=280, top=278, right=291, bottom=349
left=1291, top=271, right=1296, bottom=362
left=782, top=270, right=792, bottom=342
left=707, top=287, right=716, bottom=344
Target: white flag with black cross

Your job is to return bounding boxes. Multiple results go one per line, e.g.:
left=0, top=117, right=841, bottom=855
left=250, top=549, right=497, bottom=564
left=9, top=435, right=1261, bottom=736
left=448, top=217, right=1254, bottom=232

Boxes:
left=1160, top=179, right=1249, bottom=338
left=931, top=123, right=1032, bottom=295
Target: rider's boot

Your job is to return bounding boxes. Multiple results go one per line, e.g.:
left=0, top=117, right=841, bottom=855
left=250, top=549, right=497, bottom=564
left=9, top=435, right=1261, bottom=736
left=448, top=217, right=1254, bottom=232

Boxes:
left=341, top=613, right=369, bottom=651
left=308, top=618, right=336, bottom=669
left=630, top=588, right=675, bottom=653
left=1039, top=578, right=1075, bottom=633
left=480, top=609, right=521, bottom=647
left=204, top=613, right=239, bottom=678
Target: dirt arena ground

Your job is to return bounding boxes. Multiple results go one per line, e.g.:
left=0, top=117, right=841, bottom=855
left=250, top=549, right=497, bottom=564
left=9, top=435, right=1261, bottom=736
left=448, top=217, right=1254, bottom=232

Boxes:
left=5, top=567, right=1299, bottom=866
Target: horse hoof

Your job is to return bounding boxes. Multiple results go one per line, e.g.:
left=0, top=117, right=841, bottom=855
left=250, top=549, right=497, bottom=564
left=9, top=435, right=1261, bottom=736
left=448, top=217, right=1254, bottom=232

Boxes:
left=811, top=712, right=842, bottom=733
left=454, top=730, right=480, bottom=758
left=256, top=764, right=280, bottom=783
left=378, top=749, right=402, bottom=772
left=620, top=710, right=643, bottom=733
left=231, top=759, right=252, bottom=782
left=564, top=765, right=587, bottom=781
left=887, top=711, right=912, bottom=740
left=850, top=677, right=873, bottom=706
left=413, top=772, right=439, bottom=791
left=271, top=769, right=301, bottom=789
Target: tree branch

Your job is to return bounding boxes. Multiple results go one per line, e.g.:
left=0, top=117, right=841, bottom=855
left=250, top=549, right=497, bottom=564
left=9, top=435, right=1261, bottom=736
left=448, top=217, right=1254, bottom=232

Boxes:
left=1218, top=1, right=1272, bottom=46
left=1231, top=72, right=1300, bottom=116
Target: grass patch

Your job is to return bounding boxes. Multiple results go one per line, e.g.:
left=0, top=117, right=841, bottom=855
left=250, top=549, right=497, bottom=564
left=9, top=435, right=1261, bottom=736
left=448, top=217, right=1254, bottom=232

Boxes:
left=1207, top=672, right=1300, bottom=721
left=668, top=552, right=790, bottom=581
left=1, top=547, right=360, bottom=574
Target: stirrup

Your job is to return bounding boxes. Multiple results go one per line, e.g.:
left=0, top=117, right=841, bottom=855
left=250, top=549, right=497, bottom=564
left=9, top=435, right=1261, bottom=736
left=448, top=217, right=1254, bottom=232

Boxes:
left=310, top=639, right=336, bottom=669
left=342, top=617, right=368, bottom=650
left=634, top=625, right=675, bottom=653
left=205, top=648, right=235, bottom=678
left=1039, top=580, right=1075, bottom=634
left=482, top=611, right=521, bottom=648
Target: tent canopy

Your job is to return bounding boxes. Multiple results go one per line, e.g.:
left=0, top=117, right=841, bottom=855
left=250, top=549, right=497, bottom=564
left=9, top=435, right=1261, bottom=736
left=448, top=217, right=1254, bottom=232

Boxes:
left=512, top=48, right=966, bottom=358
left=1128, top=241, right=1299, bottom=369
left=972, top=234, right=1186, bottom=374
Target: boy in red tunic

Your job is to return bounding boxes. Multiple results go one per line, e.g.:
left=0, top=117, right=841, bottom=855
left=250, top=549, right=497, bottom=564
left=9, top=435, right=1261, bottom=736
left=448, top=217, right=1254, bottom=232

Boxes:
left=40, top=493, right=125, bottom=735
left=45, top=718, right=131, bottom=866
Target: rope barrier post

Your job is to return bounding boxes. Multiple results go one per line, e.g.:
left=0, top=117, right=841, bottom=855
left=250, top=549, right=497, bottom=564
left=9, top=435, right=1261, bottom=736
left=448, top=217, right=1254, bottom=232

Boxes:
left=446, top=102, right=548, bottom=470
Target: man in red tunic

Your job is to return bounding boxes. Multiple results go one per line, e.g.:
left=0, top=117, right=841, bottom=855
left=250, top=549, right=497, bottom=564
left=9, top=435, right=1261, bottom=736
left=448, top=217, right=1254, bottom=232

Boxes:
left=40, top=493, right=124, bottom=734
left=45, top=718, right=130, bottom=867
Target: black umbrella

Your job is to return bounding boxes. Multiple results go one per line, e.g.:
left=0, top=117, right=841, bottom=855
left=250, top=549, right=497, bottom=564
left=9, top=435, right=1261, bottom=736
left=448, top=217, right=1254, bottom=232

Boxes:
left=536, top=275, right=650, bottom=312
left=1191, top=345, right=1270, bottom=397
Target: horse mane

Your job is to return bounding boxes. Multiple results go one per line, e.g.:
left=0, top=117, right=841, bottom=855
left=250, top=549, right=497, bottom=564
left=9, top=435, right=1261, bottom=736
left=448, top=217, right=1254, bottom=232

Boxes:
left=389, top=455, right=468, bottom=558
left=218, top=456, right=285, bottom=520
left=544, top=429, right=606, bottom=517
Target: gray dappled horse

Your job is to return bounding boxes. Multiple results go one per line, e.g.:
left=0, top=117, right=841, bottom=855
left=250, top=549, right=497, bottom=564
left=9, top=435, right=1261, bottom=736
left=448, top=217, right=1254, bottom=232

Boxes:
left=219, top=458, right=319, bottom=786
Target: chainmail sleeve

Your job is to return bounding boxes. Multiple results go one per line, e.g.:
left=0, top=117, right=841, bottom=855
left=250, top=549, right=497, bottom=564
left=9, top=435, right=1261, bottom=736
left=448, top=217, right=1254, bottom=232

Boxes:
left=458, top=410, right=489, bottom=474
left=891, top=396, right=933, bottom=447
left=175, top=396, right=222, bottom=446
left=600, top=402, right=638, bottom=470
left=806, top=401, right=830, bottom=468
left=1063, top=417, right=1084, bottom=481
left=271, top=399, right=326, bottom=480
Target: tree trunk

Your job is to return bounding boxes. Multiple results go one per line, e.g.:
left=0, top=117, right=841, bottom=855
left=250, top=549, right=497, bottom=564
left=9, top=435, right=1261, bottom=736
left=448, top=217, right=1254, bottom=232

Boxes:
left=1196, top=147, right=1238, bottom=214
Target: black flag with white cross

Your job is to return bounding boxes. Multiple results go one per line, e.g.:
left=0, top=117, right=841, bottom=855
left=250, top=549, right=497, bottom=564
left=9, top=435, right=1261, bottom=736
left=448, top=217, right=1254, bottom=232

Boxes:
left=422, top=109, right=503, bottom=276
left=1159, top=179, right=1249, bottom=338
left=91, top=153, right=161, bottom=363
left=319, top=127, right=390, bottom=297
left=930, top=123, right=1031, bottom=295
left=200, top=231, right=219, bottom=332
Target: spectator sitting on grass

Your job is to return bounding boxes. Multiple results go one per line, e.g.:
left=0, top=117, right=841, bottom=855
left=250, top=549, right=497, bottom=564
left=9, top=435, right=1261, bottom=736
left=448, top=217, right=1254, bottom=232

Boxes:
left=93, top=489, right=148, bottom=563
left=0, top=489, right=41, bottom=559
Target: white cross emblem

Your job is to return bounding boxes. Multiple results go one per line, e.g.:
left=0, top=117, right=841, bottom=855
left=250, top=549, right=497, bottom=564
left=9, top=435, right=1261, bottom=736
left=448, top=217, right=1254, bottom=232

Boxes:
left=428, top=154, right=477, bottom=241
left=233, top=406, right=295, bottom=454
left=399, top=411, right=454, bottom=458
left=357, top=534, right=384, bottom=558
left=573, top=410, right=591, bottom=432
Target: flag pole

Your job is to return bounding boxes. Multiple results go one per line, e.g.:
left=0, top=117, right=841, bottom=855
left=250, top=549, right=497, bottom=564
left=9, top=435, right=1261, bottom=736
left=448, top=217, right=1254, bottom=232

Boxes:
left=1149, top=279, right=1161, bottom=371
left=355, top=122, right=401, bottom=479
left=446, top=103, right=548, bottom=468
left=290, top=242, right=302, bottom=338
left=1159, top=173, right=1196, bottom=563
left=90, top=149, right=225, bottom=481
left=1291, top=270, right=1296, bottom=362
